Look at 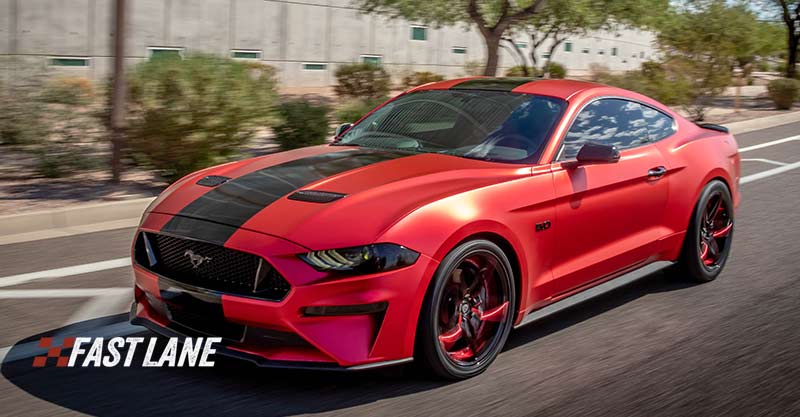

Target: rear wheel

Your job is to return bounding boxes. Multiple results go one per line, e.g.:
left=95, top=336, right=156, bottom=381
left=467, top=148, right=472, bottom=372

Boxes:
left=417, top=240, right=515, bottom=379
left=677, top=180, right=734, bottom=282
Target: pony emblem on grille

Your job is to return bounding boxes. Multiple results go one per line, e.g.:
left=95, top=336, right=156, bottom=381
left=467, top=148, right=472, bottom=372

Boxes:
left=184, top=250, right=212, bottom=269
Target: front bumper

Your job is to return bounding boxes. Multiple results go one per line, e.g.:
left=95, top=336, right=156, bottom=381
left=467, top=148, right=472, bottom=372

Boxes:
left=129, top=303, right=413, bottom=371
left=130, top=219, right=439, bottom=368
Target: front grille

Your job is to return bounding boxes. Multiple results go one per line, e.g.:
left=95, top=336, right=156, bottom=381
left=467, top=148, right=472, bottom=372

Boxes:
left=135, top=232, right=291, bottom=300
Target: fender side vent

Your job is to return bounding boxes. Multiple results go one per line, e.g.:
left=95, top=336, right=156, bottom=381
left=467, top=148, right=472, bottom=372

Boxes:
left=196, top=175, right=231, bottom=187
left=287, top=190, right=346, bottom=203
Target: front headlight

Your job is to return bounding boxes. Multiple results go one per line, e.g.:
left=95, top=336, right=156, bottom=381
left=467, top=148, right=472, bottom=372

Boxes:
left=299, top=244, right=420, bottom=274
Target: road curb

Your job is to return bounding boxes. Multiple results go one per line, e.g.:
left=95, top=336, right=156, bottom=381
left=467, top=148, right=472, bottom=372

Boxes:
left=724, top=110, right=800, bottom=135
left=0, top=198, right=154, bottom=244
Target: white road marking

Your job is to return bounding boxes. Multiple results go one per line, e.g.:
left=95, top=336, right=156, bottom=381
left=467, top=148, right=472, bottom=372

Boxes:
left=0, top=287, right=130, bottom=299
left=65, top=291, right=133, bottom=326
left=0, top=257, right=131, bottom=288
left=741, top=158, right=789, bottom=166
left=740, top=161, right=800, bottom=184
left=739, top=135, right=800, bottom=153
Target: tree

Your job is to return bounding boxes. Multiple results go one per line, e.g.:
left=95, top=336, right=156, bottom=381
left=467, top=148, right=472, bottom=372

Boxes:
left=526, top=0, right=668, bottom=73
left=760, top=1, right=799, bottom=78
left=657, top=1, right=761, bottom=120
left=522, top=0, right=603, bottom=73
left=359, top=0, right=548, bottom=76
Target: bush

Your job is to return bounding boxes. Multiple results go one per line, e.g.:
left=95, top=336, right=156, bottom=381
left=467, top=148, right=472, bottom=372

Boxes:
left=401, top=71, right=444, bottom=88
left=596, top=62, right=693, bottom=107
left=0, top=75, right=49, bottom=146
left=43, top=77, right=95, bottom=105
left=756, top=61, right=771, bottom=72
left=334, top=98, right=385, bottom=124
left=504, top=66, right=529, bottom=77
left=544, top=62, right=567, bottom=79
left=767, top=78, right=800, bottom=110
left=125, top=54, right=279, bottom=182
left=334, top=63, right=390, bottom=99
left=34, top=106, right=103, bottom=177
left=464, top=61, right=484, bottom=76
left=588, top=63, right=610, bottom=82
left=273, top=99, right=331, bottom=150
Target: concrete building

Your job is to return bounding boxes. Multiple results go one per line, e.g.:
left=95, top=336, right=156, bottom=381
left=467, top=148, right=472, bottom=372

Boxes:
left=0, top=0, right=657, bottom=86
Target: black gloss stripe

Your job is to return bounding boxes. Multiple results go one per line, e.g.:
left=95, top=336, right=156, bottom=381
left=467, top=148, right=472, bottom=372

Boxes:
left=161, top=149, right=408, bottom=243
left=450, top=77, right=534, bottom=92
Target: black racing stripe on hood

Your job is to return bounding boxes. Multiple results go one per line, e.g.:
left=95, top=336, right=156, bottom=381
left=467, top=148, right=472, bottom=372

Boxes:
left=161, top=149, right=409, bottom=242
left=450, top=77, right=534, bottom=92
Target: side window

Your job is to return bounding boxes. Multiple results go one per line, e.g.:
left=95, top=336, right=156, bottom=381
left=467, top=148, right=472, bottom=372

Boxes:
left=641, top=106, right=676, bottom=142
left=559, top=99, right=650, bottom=161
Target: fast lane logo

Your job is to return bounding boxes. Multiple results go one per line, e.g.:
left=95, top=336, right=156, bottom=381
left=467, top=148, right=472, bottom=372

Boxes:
left=32, top=337, right=221, bottom=367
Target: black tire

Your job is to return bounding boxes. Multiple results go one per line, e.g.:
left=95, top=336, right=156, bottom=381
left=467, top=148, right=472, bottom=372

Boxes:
left=416, top=239, right=516, bottom=379
left=676, top=180, right=734, bottom=283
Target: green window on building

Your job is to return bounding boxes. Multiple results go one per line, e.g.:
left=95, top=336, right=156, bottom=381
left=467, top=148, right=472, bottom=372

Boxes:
left=149, top=48, right=183, bottom=60
left=232, top=50, right=261, bottom=60
left=303, top=63, right=327, bottom=70
left=411, top=26, right=427, bottom=41
left=49, top=57, right=90, bottom=67
left=362, top=56, right=382, bottom=65
left=515, top=42, right=527, bottom=49
left=452, top=47, right=467, bottom=54
left=611, top=47, right=618, bottom=56
left=564, top=42, right=573, bottom=52
left=542, top=53, right=551, bottom=59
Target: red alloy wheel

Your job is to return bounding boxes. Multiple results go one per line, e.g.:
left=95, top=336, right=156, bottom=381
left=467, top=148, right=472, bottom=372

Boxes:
left=437, top=252, right=510, bottom=364
left=698, top=192, right=733, bottom=268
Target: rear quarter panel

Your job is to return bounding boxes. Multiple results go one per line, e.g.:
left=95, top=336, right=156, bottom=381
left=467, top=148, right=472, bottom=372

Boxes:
left=655, top=119, right=740, bottom=246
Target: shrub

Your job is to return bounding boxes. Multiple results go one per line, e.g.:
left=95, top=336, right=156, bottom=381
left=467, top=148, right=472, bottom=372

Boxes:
left=401, top=71, right=444, bottom=88
left=596, top=62, right=692, bottom=107
left=34, top=106, right=103, bottom=177
left=334, top=63, right=390, bottom=99
left=544, top=62, right=567, bottom=79
left=334, top=98, right=385, bottom=123
left=43, top=77, right=95, bottom=105
left=125, top=54, right=279, bottom=182
left=464, top=61, right=484, bottom=76
left=588, top=63, right=610, bottom=82
left=273, top=99, right=331, bottom=150
left=503, top=66, right=528, bottom=77
left=756, top=61, right=771, bottom=72
left=767, top=78, right=800, bottom=110
left=0, top=76, right=49, bottom=146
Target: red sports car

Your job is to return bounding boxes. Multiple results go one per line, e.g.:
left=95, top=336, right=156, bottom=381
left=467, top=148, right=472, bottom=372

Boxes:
left=130, top=77, right=740, bottom=379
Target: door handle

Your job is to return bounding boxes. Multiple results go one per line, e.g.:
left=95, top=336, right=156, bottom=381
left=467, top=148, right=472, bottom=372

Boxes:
left=647, top=166, right=667, bottom=179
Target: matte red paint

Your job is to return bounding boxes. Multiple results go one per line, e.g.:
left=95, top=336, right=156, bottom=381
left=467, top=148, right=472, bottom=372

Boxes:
left=132, top=78, right=740, bottom=368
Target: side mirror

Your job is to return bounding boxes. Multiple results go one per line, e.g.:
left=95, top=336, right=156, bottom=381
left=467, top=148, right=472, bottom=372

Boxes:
left=576, top=141, right=620, bottom=164
left=334, top=123, right=352, bottom=138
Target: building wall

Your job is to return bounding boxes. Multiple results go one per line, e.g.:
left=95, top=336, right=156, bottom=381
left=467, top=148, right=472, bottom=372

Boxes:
left=0, top=0, right=657, bottom=86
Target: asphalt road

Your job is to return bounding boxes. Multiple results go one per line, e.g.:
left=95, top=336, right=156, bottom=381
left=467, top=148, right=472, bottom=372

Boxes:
left=1, top=122, right=799, bottom=417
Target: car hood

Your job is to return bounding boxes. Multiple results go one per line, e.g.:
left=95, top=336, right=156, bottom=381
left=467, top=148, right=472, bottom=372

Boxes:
left=149, top=145, right=528, bottom=250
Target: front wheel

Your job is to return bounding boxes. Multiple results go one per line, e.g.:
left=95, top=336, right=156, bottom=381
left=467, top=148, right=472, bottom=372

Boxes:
left=677, top=180, right=734, bottom=282
left=417, top=240, right=516, bottom=379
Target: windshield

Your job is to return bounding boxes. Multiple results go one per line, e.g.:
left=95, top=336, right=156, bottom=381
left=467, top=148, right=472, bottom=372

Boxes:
left=337, top=90, right=566, bottom=163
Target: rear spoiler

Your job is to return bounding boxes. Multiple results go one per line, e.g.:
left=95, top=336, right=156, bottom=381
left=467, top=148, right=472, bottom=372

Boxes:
left=696, top=123, right=729, bottom=134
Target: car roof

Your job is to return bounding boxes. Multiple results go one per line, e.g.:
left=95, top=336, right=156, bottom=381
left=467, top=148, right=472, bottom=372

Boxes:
left=409, top=77, right=608, bottom=101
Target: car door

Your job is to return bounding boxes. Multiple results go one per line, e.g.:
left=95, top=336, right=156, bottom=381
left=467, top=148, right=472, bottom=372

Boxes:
left=543, top=98, right=672, bottom=298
